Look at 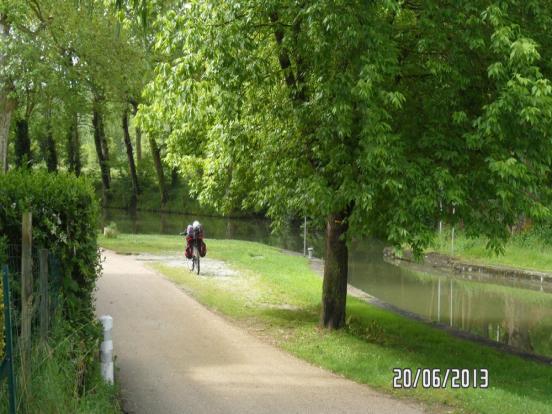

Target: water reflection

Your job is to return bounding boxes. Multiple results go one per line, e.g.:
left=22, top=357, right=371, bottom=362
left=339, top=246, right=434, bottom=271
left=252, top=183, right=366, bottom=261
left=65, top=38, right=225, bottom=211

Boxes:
left=349, top=240, right=552, bottom=357
left=102, top=208, right=552, bottom=358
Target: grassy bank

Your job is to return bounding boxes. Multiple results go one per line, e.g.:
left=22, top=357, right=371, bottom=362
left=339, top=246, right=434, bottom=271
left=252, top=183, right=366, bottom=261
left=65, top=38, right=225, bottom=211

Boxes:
left=430, top=229, right=552, bottom=273
left=99, top=234, right=552, bottom=414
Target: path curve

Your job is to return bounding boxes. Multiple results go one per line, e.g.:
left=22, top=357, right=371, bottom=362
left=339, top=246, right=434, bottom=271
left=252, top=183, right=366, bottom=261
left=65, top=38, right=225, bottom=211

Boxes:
left=95, top=250, right=426, bottom=414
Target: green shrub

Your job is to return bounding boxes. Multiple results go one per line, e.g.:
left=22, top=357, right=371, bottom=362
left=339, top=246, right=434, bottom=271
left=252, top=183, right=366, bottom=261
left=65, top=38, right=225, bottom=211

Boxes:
left=514, top=222, right=552, bottom=247
left=0, top=236, right=5, bottom=360
left=0, top=170, right=100, bottom=331
left=103, top=222, right=119, bottom=239
left=0, top=316, right=121, bottom=414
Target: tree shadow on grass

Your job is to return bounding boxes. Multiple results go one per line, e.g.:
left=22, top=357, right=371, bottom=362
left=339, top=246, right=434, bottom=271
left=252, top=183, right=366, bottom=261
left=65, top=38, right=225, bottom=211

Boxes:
left=258, top=304, right=320, bottom=326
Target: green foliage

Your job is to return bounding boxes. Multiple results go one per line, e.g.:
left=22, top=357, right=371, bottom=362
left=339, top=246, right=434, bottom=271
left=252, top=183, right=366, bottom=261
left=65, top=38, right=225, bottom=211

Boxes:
left=0, top=170, right=100, bottom=328
left=515, top=223, right=552, bottom=247
left=2, top=0, right=150, bottom=177
left=103, top=222, right=119, bottom=239
left=432, top=226, right=552, bottom=272
left=0, top=317, right=121, bottom=414
left=0, top=236, right=5, bottom=360
left=138, top=1, right=552, bottom=256
left=103, top=173, right=209, bottom=214
left=0, top=234, right=6, bottom=265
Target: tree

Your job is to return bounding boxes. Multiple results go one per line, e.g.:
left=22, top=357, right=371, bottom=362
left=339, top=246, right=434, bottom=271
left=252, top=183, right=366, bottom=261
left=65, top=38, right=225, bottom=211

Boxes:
left=66, top=113, right=81, bottom=175
left=131, top=101, right=142, bottom=166
left=93, top=96, right=111, bottom=198
left=41, top=123, right=58, bottom=172
left=122, top=107, right=140, bottom=207
left=0, top=7, right=19, bottom=173
left=141, top=1, right=552, bottom=329
left=14, top=117, right=31, bottom=167
left=117, top=0, right=180, bottom=208
left=149, top=132, right=168, bottom=206
left=1, top=0, right=90, bottom=173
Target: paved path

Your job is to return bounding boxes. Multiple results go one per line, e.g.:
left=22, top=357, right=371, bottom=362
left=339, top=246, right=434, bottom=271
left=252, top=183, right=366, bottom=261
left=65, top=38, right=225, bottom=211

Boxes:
left=95, top=250, right=426, bottom=414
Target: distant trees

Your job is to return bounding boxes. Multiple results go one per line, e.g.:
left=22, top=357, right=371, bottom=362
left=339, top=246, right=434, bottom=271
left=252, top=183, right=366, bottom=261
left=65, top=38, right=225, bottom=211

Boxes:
left=140, top=1, right=552, bottom=328
left=4, top=0, right=552, bottom=327
left=0, top=0, right=157, bottom=206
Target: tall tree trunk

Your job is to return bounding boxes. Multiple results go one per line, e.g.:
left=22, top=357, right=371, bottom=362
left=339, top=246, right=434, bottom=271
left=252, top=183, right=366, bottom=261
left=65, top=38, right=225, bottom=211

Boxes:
left=73, top=115, right=81, bottom=176
left=100, top=119, right=110, bottom=176
left=321, top=212, right=349, bottom=329
left=41, top=113, right=58, bottom=172
left=135, top=125, right=142, bottom=166
left=130, top=101, right=142, bottom=168
left=66, top=114, right=81, bottom=176
left=43, top=130, right=58, bottom=173
left=15, top=118, right=31, bottom=168
left=149, top=135, right=168, bottom=207
left=171, top=167, right=179, bottom=188
left=0, top=96, right=15, bottom=173
left=92, top=99, right=111, bottom=202
left=122, top=110, right=139, bottom=209
left=0, top=14, right=15, bottom=174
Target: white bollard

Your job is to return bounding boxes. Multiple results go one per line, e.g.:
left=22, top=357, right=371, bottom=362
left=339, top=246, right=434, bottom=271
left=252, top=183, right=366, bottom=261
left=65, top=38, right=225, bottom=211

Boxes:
left=307, top=247, right=314, bottom=259
left=99, top=315, right=114, bottom=385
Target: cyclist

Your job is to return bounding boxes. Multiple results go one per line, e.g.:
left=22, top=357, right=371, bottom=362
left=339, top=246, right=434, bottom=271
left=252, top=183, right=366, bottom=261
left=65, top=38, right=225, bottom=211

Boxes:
left=184, top=220, right=207, bottom=259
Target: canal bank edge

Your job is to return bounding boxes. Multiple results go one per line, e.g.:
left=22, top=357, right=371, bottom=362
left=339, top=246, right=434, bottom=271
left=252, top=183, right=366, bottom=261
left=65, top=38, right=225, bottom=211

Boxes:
left=306, top=252, right=552, bottom=366
left=383, top=247, right=552, bottom=285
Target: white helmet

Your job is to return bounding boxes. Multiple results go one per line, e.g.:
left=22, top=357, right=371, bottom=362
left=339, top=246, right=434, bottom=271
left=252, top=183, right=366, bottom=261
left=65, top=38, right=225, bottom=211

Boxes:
left=192, top=220, right=201, bottom=229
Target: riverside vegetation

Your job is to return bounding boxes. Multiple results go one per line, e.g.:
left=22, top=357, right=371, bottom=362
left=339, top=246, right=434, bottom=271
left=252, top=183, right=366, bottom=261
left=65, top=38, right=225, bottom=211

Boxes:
left=4, top=2, right=552, bottom=412
left=431, top=227, right=552, bottom=273
left=99, top=234, right=552, bottom=414
left=0, top=318, right=121, bottom=414
left=0, top=171, right=120, bottom=413
left=4, top=0, right=552, bottom=331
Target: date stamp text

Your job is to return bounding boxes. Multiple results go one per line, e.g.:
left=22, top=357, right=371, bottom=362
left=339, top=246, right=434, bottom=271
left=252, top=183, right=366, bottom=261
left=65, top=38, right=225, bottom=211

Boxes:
left=392, top=368, right=489, bottom=389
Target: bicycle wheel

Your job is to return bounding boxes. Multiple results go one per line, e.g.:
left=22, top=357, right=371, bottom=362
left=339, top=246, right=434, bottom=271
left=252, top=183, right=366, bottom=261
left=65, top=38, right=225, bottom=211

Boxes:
left=196, top=254, right=200, bottom=275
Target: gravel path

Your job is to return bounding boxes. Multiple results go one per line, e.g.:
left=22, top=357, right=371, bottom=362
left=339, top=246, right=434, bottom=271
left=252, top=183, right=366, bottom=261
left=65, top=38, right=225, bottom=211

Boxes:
left=95, top=250, right=426, bottom=414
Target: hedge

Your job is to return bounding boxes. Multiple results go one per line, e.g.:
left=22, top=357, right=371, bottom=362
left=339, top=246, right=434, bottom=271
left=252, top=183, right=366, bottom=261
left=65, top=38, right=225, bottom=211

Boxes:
left=0, top=170, right=100, bottom=330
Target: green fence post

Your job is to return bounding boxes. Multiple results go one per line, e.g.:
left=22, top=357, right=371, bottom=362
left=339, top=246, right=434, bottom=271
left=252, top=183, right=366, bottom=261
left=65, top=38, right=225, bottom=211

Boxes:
left=20, top=212, right=33, bottom=385
left=39, top=249, right=49, bottom=342
left=3, top=265, right=16, bottom=414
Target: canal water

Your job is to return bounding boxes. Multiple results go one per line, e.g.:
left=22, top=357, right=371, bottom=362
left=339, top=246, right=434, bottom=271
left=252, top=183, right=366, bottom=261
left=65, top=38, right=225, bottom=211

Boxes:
left=102, top=208, right=552, bottom=359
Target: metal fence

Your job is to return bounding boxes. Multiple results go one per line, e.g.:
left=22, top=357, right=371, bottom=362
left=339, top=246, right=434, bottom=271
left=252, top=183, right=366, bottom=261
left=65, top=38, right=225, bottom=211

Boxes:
left=4, top=245, right=63, bottom=336
left=1, top=266, right=16, bottom=414
left=0, top=246, right=63, bottom=414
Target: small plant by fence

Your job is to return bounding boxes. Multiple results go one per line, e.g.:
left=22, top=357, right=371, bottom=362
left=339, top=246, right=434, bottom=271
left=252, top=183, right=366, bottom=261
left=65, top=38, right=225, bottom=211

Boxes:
left=1, top=265, right=16, bottom=414
left=1, top=213, right=63, bottom=413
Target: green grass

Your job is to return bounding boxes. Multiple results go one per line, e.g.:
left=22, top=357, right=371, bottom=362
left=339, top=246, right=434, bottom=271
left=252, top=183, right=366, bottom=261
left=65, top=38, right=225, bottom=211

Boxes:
left=430, top=230, right=552, bottom=273
left=99, top=234, right=552, bottom=414
left=99, top=233, right=185, bottom=255
left=0, top=318, right=121, bottom=414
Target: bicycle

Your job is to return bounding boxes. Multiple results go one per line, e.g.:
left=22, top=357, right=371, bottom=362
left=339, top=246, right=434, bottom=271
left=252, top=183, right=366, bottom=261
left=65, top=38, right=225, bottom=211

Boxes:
left=180, top=231, right=200, bottom=275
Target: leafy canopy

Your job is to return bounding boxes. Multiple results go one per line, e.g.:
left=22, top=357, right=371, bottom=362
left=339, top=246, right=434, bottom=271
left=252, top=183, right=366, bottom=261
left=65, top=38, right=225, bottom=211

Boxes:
left=139, top=0, right=552, bottom=254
